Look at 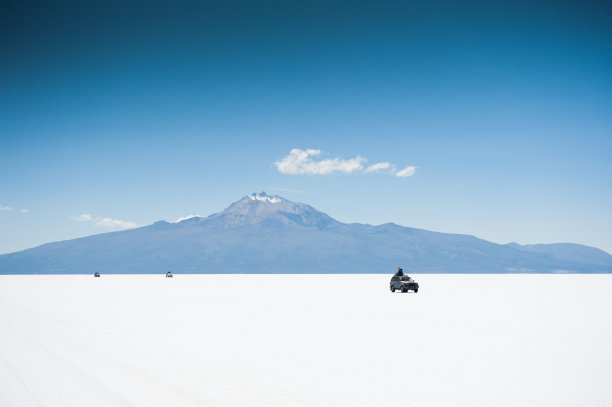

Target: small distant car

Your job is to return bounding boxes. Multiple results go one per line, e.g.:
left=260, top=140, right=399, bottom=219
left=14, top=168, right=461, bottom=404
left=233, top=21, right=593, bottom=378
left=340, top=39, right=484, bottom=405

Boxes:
left=390, top=275, right=419, bottom=293
left=166, top=271, right=173, bottom=278
left=94, top=272, right=100, bottom=278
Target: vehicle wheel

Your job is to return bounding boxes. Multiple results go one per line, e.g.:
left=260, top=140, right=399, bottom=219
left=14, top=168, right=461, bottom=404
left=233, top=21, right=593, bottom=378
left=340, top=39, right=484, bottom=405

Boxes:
left=390, top=286, right=395, bottom=292
left=414, top=289, right=418, bottom=293
left=401, top=287, right=407, bottom=293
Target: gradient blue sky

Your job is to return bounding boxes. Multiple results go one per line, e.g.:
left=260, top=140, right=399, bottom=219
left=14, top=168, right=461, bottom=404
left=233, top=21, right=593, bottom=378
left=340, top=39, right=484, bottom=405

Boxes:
left=1, top=0, right=611, bottom=254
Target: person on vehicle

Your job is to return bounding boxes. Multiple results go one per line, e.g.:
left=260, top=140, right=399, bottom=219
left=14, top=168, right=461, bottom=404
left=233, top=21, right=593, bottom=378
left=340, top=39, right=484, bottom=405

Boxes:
left=395, top=267, right=404, bottom=277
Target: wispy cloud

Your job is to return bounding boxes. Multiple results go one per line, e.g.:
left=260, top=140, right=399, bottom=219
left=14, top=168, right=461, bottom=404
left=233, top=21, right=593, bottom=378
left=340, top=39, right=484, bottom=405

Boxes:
left=274, top=149, right=416, bottom=178
left=395, top=166, right=416, bottom=178
left=71, top=214, right=95, bottom=222
left=0, top=205, right=29, bottom=213
left=170, top=214, right=202, bottom=223
left=71, top=213, right=138, bottom=229
left=96, top=218, right=138, bottom=229
left=364, top=162, right=394, bottom=173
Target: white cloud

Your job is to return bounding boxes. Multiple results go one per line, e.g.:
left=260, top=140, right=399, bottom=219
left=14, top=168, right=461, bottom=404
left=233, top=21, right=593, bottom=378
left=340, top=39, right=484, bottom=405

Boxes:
left=365, top=162, right=394, bottom=173
left=71, top=213, right=138, bottom=229
left=171, top=214, right=202, bottom=223
left=275, top=149, right=366, bottom=175
left=71, top=214, right=96, bottom=222
left=395, top=166, right=416, bottom=177
left=96, top=217, right=138, bottom=229
left=1, top=205, right=31, bottom=212
left=275, top=149, right=416, bottom=178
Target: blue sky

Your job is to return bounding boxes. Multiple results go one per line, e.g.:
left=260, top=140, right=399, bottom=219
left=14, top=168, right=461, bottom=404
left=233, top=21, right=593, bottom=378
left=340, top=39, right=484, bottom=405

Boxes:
left=1, top=0, right=611, bottom=254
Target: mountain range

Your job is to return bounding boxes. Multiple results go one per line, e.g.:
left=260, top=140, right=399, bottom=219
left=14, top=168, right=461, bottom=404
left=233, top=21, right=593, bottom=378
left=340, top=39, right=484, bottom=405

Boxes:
left=1, top=192, right=611, bottom=274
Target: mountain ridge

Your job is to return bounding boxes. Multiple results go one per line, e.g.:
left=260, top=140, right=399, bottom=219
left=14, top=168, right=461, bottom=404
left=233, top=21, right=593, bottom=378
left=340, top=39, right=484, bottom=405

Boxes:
left=1, top=192, right=611, bottom=274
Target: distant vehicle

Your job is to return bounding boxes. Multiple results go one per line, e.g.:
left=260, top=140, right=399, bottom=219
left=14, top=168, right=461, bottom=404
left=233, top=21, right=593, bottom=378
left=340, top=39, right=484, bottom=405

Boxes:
left=94, top=272, right=100, bottom=277
left=390, top=275, right=418, bottom=293
left=166, top=271, right=173, bottom=278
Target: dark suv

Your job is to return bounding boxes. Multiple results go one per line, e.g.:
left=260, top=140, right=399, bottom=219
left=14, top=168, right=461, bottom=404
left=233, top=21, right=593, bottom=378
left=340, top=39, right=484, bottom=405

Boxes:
left=390, top=275, right=419, bottom=293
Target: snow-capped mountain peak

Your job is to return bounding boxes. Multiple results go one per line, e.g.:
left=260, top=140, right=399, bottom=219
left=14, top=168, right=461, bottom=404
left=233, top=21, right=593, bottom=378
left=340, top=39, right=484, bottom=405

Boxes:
left=207, top=192, right=336, bottom=229
left=247, top=192, right=283, bottom=204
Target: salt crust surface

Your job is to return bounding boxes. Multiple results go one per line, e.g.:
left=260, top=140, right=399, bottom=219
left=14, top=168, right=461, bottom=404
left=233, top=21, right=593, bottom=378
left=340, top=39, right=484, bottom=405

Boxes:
left=0, top=274, right=611, bottom=406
